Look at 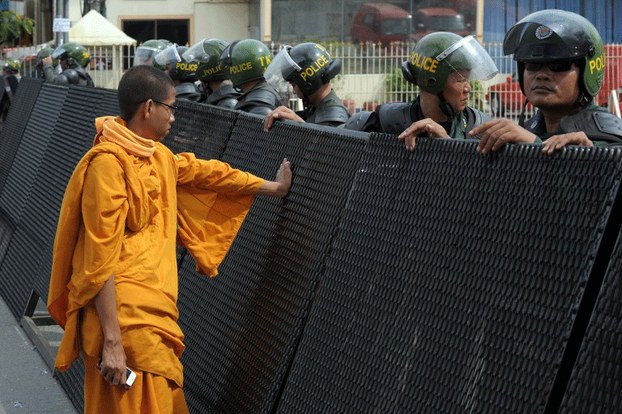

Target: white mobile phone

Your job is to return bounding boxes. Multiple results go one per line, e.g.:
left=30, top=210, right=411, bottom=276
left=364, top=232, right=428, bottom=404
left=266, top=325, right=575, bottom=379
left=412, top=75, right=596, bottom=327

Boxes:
left=125, top=367, right=137, bottom=387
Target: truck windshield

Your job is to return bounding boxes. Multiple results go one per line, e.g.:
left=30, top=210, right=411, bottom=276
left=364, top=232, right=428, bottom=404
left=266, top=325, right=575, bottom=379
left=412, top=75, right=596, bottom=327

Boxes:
left=382, top=18, right=411, bottom=35
left=427, top=15, right=465, bottom=31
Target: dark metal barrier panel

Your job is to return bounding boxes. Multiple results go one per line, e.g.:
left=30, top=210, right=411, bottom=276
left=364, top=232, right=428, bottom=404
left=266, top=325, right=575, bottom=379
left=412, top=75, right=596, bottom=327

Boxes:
left=0, top=79, right=42, bottom=286
left=276, top=135, right=622, bottom=413
left=178, top=113, right=369, bottom=413
left=0, top=78, right=43, bottom=194
left=2, top=85, right=622, bottom=414
left=28, top=86, right=120, bottom=304
left=561, top=209, right=622, bottom=412
left=0, top=84, right=119, bottom=413
left=55, top=360, right=86, bottom=413
left=162, top=101, right=238, bottom=160
left=0, top=82, right=65, bottom=227
left=0, top=83, right=68, bottom=317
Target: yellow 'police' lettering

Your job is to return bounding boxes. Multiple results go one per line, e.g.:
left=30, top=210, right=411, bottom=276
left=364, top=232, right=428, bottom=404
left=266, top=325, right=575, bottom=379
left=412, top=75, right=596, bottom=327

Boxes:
left=258, top=55, right=271, bottom=68
left=314, top=44, right=328, bottom=54
left=230, top=62, right=253, bottom=74
left=410, top=52, right=439, bottom=73
left=589, top=53, right=606, bottom=74
left=300, top=55, right=329, bottom=81
left=202, top=64, right=223, bottom=76
left=176, top=62, right=198, bottom=71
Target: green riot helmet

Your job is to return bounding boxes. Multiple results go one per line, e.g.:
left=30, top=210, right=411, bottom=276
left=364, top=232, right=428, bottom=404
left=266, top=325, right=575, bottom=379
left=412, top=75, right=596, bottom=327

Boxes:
left=166, top=46, right=199, bottom=82
left=219, top=39, right=272, bottom=88
left=134, top=39, right=172, bottom=69
left=52, top=42, right=91, bottom=68
left=3, top=58, right=21, bottom=74
left=36, top=47, right=57, bottom=67
left=401, top=32, right=498, bottom=95
left=503, top=9, right=605, bottom=99
left=183, top=38, right=229, bottom=83
left=280, top=42, right=341, bottom=96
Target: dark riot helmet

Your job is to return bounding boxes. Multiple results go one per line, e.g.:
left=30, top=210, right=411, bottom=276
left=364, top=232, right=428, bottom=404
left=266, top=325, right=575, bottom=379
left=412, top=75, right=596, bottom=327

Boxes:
left=156, top=45, right=199, bottom=82
left=279, top=42, right=341, bottom=96
left=183, top=38, right=230, bottom=83
left=503, top=9, right=605, bottom=99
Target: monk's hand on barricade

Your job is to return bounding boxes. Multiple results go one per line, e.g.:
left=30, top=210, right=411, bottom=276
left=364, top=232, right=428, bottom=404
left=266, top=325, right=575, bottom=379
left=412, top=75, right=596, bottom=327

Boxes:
left=398, top=118, right=449, bottom=151
left=275, top=158, right=292, bottom=197
left=256, top=158, right=292, bottom=197
left=472, top=118, right=537, bottom=154
left=264, top=106, right=305, bottom=132
left=542, top=131, right=593, bottom=155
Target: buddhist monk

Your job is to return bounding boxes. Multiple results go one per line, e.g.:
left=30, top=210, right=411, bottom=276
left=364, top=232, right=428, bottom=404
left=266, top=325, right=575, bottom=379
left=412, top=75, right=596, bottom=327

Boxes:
left=48, top=64, right=292, bottom=413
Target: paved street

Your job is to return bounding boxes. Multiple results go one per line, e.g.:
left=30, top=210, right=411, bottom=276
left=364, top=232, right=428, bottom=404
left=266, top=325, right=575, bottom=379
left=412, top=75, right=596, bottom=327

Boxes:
left=0, top=297, right=77, bottom=414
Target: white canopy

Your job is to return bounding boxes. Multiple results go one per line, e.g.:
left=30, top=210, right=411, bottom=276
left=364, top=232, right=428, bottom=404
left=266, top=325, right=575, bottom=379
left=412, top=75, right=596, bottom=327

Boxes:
left=69, top=10, right=136, bottom=46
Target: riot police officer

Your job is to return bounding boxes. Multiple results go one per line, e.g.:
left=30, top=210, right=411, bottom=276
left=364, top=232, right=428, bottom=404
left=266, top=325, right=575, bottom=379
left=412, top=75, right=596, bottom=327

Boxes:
left=43, top=42, right=94, bottom=87
left=345, top=32, right=498, bottom=151
left=263, top=42, right=350, bottom=130
left=155, top=44, right=203, bottom=102
left=1, top=58, right=21, bottom=122
left=219, top=39, right=282, bottom=116
left=183, top=38, right=240, bottom=109
left=474, top=9, right=622, bottom=154
left=29, top=47, right=56, bottom=79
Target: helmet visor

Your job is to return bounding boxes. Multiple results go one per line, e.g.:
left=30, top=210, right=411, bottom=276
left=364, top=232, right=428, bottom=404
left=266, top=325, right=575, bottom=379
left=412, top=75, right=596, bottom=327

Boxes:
left=52, top=45, right=67, bottom=59
left=133, top=46, right=159, bottom=66
left=437, top=35, right=498, bottom=81
left=263, top=46, right=297, bottom=99
left=182, top=42, right=207, bottom=63
left=264, top=46, right=301, bottom=85
left=155, top=45, right=182, bottom=66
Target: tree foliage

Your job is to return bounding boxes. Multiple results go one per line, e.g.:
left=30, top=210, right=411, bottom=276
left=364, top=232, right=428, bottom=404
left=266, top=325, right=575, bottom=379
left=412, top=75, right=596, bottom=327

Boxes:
left=0, top=10, right=35, bottom=47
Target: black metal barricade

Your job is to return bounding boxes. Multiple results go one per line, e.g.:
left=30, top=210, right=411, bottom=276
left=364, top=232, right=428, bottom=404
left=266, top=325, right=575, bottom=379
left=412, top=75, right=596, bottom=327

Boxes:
left=1, top=81, right=622, bottom=413
left=276, top=135, right=622, bottom=413
left=178, top=113, right=369, bottom=413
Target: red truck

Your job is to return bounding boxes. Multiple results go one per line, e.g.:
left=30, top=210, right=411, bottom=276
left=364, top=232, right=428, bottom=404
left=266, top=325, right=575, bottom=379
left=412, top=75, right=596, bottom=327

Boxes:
left=351, top=3, right=471, bottom=44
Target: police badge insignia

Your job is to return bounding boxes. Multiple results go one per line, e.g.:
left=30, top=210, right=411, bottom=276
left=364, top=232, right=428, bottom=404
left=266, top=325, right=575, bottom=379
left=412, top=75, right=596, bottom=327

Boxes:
left=535, top=25, right=553, bottom=40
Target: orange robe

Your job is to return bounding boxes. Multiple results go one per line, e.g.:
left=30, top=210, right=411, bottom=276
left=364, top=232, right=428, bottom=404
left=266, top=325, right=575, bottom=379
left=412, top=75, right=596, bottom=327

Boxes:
left=47, top=116, right=264, bottom=411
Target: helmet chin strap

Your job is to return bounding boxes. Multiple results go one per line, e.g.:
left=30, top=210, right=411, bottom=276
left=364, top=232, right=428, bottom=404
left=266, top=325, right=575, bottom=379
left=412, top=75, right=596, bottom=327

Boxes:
left=518, top=98, right=529, bottom=127
left=437, top=93, right=456, bottom=118
left=576, top=91, right=590, bottom=108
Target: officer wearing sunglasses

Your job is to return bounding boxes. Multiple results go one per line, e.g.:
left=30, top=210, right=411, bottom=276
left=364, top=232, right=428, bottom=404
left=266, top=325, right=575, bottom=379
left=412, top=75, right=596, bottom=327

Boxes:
left=473, top=9, right=622, bottom=154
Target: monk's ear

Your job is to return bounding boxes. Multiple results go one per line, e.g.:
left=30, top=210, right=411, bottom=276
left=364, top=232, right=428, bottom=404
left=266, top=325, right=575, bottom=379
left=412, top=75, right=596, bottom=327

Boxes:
left=141, top=99, right=153, bottom=119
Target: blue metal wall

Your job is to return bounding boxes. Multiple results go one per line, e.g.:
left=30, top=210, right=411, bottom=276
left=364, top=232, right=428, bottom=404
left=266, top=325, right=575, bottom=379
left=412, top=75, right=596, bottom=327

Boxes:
left=484, top=0, right=622, bottom=43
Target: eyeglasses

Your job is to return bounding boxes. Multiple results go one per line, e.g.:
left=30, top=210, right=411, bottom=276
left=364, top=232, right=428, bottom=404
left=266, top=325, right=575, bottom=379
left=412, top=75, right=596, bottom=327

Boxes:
left=523, top=60, right=579, bottom=73
left=153, top=100, right=178, bottom=116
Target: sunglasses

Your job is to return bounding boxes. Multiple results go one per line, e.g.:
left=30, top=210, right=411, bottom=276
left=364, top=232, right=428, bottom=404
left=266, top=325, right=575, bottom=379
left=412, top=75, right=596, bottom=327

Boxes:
left=523, top=60, right=579, bottom=73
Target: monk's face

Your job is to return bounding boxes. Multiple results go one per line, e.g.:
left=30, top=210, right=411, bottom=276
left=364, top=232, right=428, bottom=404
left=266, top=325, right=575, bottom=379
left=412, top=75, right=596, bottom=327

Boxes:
left=147, top=86, right=176, bottom=141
